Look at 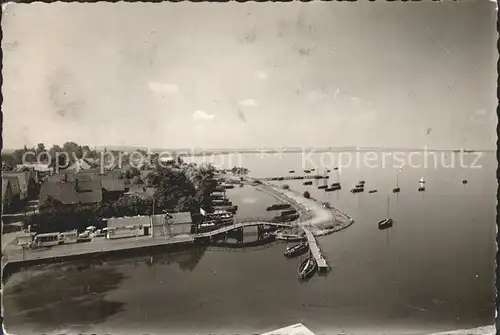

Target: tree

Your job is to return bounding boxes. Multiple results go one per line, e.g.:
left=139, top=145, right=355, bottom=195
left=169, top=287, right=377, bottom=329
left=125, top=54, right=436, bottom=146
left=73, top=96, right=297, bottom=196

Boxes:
left=124, top=166, right=140, bottom=179
left=303, top=191, right=310, bottom=199
left=63, top=142, right=83, bottom=160
left=36, top=143, right=46, bottom=155
left=130, top=175, right=142, bottom=185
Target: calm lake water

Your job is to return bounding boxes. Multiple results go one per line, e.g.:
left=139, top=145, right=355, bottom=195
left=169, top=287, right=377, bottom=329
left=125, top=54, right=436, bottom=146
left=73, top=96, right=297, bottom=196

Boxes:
left=3, top=152, right=496, bottom=335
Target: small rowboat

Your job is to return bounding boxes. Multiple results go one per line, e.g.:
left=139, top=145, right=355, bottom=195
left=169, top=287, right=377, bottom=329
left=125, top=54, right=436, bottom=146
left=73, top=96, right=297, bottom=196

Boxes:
left=298, top=257, right=317, bottom=280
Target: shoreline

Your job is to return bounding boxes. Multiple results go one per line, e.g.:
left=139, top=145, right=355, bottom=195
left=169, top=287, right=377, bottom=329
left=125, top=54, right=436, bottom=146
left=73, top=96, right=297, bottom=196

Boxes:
left=2, top=175, right=354, bottom=276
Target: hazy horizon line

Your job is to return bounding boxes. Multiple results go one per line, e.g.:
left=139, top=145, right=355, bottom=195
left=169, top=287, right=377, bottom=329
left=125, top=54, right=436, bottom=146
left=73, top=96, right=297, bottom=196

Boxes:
left=2, top=145, right=495, bottom=154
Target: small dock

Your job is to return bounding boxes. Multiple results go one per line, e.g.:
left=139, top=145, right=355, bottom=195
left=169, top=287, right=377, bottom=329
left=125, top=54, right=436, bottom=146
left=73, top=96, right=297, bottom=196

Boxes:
left=302, top=227, right=328, bottom=272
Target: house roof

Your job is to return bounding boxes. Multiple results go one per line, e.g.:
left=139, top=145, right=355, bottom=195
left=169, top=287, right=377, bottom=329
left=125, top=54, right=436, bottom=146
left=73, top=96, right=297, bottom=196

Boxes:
left=107, top=215, right=151, bottom=228
left=39, top=181, right=102, bottom=206
left=76, top=180, right=102, bottom=191
left=102, top=179, right=126, bottom=192
left=16, top=163, right=51, bottom=172
left=3, top=172, right=28, bottom=194
left=66, top=158, right=93, bottom=171
left=48, top=170, right=121, bottom=183
left=2, top=180, right=11, bottom=200
left=3, top=176, right=20, bottom=195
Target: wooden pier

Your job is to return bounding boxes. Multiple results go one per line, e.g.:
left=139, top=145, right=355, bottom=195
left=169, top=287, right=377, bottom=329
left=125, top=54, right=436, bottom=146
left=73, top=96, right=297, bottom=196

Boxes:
left=302, top=227, right=329, bottom=272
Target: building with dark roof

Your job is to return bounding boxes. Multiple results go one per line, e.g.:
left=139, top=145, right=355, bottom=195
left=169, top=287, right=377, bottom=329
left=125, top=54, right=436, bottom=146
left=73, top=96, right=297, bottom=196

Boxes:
left=39, top=180, right=103, bottom=206
left=3, top=171, right=38, bottom=200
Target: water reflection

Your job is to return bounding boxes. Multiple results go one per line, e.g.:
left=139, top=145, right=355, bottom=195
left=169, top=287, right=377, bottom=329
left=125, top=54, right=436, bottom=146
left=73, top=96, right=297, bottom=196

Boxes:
left=3, top=265, right=126, bottom=333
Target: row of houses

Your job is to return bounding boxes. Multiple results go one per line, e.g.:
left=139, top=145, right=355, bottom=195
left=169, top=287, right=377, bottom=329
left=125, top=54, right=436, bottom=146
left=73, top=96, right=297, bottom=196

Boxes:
left=39, top=169, right=128, bottom=206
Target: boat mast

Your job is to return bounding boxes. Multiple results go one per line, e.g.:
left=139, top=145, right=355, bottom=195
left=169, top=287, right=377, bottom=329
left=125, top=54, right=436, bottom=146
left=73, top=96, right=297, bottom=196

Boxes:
left=386, top=196, right=390, bottom=218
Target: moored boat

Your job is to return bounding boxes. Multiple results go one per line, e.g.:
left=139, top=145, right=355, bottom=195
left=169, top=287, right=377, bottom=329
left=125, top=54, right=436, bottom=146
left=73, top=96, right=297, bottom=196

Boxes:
left=266, top=203, right=291, bottom=211
left=275, top=232, right=306, bottom=242
left=304, top=170, right=311, bottom=173
left=318, top=185, right=328, bottom=190
left=326, top=185, right=341, bottom=192
left=378, top=196, right=393, bottom=230
left=369, top=190, right=377, bottom=194
left=378, top=218, right=393, bottom=230
left=303, top=181, right=313, bottom=185
left=289, top=170, right=295, bottom=173
left=284, top=242, right=309, bottom=258
left=350, top=187, right=364, bottom=193
left=298, top=257, right=318, bottom=280
left=281, top=209, right=297, bottom=216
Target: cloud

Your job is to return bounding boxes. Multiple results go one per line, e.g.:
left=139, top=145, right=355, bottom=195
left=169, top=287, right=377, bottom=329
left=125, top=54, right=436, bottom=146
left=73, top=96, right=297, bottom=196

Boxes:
left=239, top=98, right=259, bottom=108
left=256, top=71, right=268, bottom=80
left=148, top=82, right=179, bottom=94
left=192, top=110, right=215, bottom=121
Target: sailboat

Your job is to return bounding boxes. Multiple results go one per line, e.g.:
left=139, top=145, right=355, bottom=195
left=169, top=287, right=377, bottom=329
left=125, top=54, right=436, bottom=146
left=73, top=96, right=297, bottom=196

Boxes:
left=378, top=196, right=393, bottom=230
left=318, top=169, right=330, bottom=190
left=418, top=177, right=426, bottom=191
left=393, top=167, right=402, bottom=193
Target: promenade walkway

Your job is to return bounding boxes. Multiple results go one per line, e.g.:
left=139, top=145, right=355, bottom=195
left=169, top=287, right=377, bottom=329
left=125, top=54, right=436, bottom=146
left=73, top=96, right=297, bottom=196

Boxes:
left=3, top=234, right=194, bottom=264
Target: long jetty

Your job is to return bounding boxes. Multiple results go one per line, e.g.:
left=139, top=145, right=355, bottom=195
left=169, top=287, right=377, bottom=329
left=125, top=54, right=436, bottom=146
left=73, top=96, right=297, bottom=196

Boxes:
left=302, top=227, right=328, bottom=272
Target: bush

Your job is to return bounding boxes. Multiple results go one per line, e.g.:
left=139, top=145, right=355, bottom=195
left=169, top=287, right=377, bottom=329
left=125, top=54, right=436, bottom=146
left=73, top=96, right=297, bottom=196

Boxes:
left=303, top=191, right=310, bottom=199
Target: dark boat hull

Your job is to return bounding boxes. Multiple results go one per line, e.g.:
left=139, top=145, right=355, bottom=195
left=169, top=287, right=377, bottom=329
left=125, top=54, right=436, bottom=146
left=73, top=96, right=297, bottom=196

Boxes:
left=392, top=187, right=400, bottom=193
left=284, top=243, right=309, bottom=258
left=418, top=187, right=425, bottom=191
left=351, top=188, right=364, bottom=193
left=298, top=257, right=318, bottom=280
left=326, top=186, right=341, bottom=192
left=266, top=204, right=291, bottom=211
left=378, top=218, right=393, bottom=230
left=303, top=181, right=313, bottom=185
left=369, top=190, right=377, bottom=194
left=318, top=185, right=328, bottom=190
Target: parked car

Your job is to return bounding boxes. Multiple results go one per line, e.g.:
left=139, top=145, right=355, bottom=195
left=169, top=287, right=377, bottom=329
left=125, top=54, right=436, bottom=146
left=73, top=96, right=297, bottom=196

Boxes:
left=77, top=232, right=92, bottom=243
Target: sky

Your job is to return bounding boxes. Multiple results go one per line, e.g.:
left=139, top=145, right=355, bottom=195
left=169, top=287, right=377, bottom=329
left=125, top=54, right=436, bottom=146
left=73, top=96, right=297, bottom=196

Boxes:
left=1, top=1, right=497, bottom=150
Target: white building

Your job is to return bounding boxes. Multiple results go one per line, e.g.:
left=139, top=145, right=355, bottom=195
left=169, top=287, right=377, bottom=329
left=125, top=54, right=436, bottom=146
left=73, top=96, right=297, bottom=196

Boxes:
left=106, top=215, right=152, bottom=239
